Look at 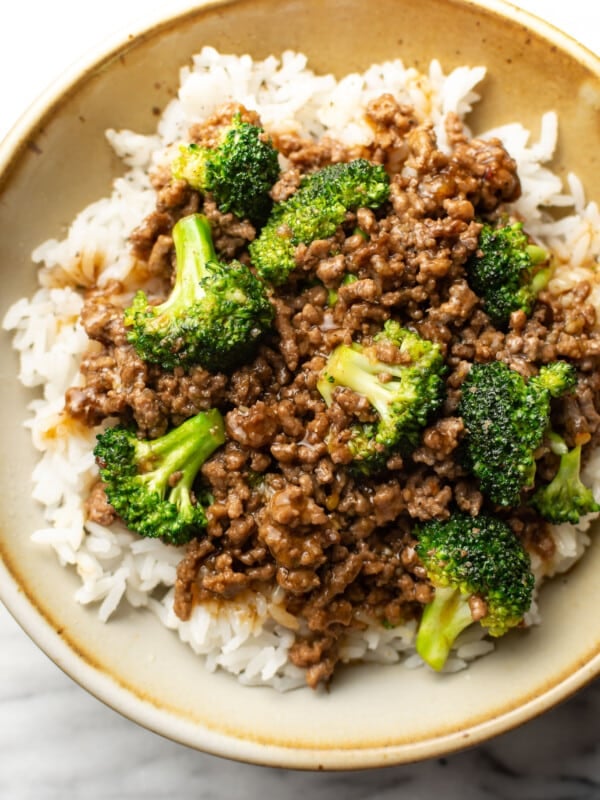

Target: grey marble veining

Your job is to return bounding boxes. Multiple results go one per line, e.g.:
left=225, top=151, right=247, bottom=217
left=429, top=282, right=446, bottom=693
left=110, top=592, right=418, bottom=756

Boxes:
left=2, top=600, right=600, bottom=800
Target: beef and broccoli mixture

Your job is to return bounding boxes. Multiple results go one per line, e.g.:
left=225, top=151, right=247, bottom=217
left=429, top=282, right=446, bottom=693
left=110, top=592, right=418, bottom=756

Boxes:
left=66, top=99, right=600, bottom=687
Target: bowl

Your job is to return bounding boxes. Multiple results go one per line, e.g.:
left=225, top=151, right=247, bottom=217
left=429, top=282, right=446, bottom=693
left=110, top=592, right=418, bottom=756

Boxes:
left=1, top=0, right=600, bottom=770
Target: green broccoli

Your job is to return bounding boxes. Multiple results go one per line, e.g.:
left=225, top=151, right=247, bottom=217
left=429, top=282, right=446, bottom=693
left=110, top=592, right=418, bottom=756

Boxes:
left=531, top=431, right=600, bottom=524
left=249, top=159, right=390, bottom=285
left=171, top=113, right=280, bottom=224
left=317, top=320, right=445, bottom=474
left=94, top=408, right=225, bottom=546
left=415, top=513, right=535, bottom=671
left=124, top=213, right=274, bottom=372
left=466, top=221, right=551, bottom=328
left=458, top=360, right=576, bottom=507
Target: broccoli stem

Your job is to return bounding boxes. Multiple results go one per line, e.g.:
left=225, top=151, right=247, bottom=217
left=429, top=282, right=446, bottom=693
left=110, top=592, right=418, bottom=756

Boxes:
left=529, top=265, right=551, bottom=296
left=531, top=433, right=600, bottom=524
left=416, top=586, right=474, bottom=671
left=526, top=244, right=549, bottom=266
left=162, top=214, right=214, bottom=315
left=138, top=214, right=213, bottom=330
left=555, top=445, right=585, bottom=492
left=136, top=408, right=225, bottom=499
left=95, top=409, right=226, bottom=545
left=125, top=212, right=274, bottom=372
left=547, top=429, right=569, bottom=456
left=319, top=343, right=415, bottom=423
left=317, top=322, right=445, bottom=473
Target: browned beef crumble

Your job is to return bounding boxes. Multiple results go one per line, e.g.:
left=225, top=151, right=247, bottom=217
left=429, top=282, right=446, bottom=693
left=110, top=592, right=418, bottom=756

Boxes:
left=70, top=99, right=600, bottom=688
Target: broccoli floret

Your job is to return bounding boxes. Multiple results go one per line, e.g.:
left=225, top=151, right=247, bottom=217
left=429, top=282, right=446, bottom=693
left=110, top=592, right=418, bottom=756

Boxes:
left=124, top=213, right=274, bottom=371
left=249, top=159, right=389, bottom=285
left=466, top=221, right=551, bottom=327
left=536, top=360, right=578, bottom=398
left=531, top=432, right=600, bottom=523
left=171, top=113, right=280, bottom=224
left=415, top=513, right=534, bottom=671
left=317, top=320, right=445, bottom=474
left=458, top=360, right=576, bottom=507
left=93, top=408, right=225, bottom=546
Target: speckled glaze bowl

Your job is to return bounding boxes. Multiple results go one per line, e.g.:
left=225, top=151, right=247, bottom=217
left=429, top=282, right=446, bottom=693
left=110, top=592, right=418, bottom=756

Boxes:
left=1, top=0, right=600, bottom=770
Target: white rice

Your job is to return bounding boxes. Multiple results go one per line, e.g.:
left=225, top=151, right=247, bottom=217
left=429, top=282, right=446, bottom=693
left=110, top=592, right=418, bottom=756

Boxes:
left=4, top=48, right=600, bottom=689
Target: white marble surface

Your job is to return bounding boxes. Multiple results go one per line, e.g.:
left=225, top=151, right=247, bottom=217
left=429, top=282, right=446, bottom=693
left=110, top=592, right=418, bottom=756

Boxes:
left=3, top=595, right=600, bottom=797
left=2, top=1, right=600, bottom=797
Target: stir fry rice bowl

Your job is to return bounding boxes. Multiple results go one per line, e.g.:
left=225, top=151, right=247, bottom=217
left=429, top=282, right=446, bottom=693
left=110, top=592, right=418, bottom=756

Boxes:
left=1, top=0, right=600, bottom=768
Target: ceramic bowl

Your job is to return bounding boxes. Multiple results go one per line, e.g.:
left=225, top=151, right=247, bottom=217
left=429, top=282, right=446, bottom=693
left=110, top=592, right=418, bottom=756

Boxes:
left=1, top=0, right=600, bottom=770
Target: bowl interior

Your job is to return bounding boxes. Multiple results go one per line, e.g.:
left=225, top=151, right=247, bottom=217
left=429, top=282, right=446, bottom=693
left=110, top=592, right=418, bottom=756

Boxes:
left=1, top=0, right=600, bottom=769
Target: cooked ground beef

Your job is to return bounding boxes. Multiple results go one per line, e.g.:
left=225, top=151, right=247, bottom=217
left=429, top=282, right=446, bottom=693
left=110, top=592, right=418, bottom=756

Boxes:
left=65, top=99, right=600, bottom=689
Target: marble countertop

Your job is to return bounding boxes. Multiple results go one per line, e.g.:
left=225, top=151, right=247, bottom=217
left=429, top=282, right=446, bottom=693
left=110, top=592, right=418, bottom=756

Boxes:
left=3, top=596, right=600, bottom=796
left=2, top=1, right=600, bottom=797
